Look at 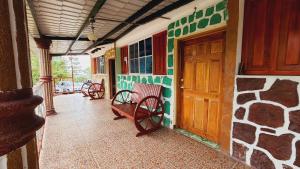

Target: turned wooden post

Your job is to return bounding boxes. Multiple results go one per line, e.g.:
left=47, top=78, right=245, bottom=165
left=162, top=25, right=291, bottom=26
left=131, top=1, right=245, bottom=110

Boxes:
left=34, top=38, right=57, bottom=116
left=0, top=0, right=45, bottom=168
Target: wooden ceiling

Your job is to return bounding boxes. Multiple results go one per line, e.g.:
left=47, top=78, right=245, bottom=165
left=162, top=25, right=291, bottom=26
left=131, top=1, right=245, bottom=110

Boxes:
left=26, top=0, right=193, bottom=56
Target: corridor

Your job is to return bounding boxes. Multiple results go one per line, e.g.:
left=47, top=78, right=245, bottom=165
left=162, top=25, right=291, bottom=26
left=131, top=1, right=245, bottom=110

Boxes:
left=39, top=94, right=247, bottom=169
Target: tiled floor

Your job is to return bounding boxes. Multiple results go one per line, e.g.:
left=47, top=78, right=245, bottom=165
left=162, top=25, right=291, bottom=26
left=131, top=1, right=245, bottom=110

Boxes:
left=39, top=94, right=249, bottom=169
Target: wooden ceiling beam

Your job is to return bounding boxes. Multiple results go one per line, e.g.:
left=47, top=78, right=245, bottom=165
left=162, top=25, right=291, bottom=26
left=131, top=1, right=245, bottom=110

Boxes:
left=64, top=0, right=107, bottom=55
left=44, top=36, right=91, bottom=41
left=116, top=0, right=194, bottom=40
left=82, top=0, right=165, bottom=53
left=51, top=53, right=87, bottom=57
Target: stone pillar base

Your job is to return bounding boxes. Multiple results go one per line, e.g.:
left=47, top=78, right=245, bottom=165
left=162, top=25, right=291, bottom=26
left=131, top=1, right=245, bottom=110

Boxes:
left=46, top=109, right=57, bottom=116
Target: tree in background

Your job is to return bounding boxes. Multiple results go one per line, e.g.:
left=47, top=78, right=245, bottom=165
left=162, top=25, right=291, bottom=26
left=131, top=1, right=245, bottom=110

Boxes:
left=32, top=53, right=91, bottom=87
left=52, top=59, right=69, bottom=80
left=30, top=51, right=40, bottom=85
left=74, top=67, right=91, bottom=82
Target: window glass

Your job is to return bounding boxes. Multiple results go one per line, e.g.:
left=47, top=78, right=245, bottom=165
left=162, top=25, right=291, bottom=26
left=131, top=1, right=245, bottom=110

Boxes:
left=134, top=59, right=139, bottom=73
left=134, top=43, right=139, bottom=58
left=139, top=40, right=145, bottom=57
left=129, top=38, right=152, bottom=74
left=129, top=43, right=139, bottom=73
left=96, top=56, right=105, bottom=74
left=139, top=57, right=145, bottom=73
left=129, top=45, right=134, bottom=58
left=130, top=59, right=135, bottom=73
left=145, top=37, right=152, bottom=56
left=146, top=56, right=152, bottom=73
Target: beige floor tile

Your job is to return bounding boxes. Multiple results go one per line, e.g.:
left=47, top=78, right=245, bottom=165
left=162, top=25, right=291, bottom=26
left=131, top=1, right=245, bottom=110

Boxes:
left=39, top=94, right=248, bottom=169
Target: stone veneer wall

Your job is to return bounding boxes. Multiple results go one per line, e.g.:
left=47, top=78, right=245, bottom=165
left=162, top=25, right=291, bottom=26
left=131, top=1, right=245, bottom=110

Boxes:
left=117, top=0, right=228, bottom=127
left=231, top=75, right=300, bottom=169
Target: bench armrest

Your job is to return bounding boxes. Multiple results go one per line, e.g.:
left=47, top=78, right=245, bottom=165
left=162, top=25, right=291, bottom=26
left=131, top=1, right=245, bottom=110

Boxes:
left=135, top=95, right=163, bottom=112
left=111, top=90, right=136, bottom=105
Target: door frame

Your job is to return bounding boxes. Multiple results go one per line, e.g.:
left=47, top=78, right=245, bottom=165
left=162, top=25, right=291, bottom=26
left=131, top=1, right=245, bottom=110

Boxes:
left=108, top=58, right=116, bottom=99
left=174, top=26, right=227, bottom=141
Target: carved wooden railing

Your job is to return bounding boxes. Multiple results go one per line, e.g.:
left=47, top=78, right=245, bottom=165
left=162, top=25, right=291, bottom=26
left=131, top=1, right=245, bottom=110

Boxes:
left=32, top=82, right=46, bottom=154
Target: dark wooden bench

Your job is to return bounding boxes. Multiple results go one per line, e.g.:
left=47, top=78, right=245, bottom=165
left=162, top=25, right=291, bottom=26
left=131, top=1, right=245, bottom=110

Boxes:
left=111, top=83, right=165, bottom=136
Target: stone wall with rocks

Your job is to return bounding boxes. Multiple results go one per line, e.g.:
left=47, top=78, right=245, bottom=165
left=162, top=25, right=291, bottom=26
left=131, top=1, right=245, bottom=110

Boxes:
left=231, top=75, right=300, bottom=169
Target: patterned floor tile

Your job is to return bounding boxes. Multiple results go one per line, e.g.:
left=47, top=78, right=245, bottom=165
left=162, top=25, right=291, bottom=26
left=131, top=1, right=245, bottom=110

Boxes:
left=39, top=94, right=247, bottom=169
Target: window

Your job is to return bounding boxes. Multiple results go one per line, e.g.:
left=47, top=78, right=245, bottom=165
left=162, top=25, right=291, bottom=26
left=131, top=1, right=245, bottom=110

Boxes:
left=153, top=30, right=167, bottom=75
left=241, top=0, right=300, bottom=75
left=120, top=46, right=128, bottom=74
left=129, top=37, right=153, bottom=74
left=96, top=56, right=105, bottom=74
left=129, top=43, right=139, bottom=73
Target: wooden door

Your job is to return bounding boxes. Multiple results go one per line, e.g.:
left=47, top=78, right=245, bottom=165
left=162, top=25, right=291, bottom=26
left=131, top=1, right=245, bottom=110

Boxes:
left=179, top=32, right=225, bottom=143
left=109, top=59, right=116, bottom=99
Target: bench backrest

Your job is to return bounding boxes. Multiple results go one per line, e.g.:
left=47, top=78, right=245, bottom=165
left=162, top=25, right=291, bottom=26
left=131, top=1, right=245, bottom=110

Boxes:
left=131, top=83, right=162, bottom=106
left=93, top=79, right=104, bottom=90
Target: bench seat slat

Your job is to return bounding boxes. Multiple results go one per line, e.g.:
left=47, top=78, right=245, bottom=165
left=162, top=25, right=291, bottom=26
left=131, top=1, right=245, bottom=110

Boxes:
left=112, top=103, right=150, bottom=120
left=111, top=83, right=164, bottom=136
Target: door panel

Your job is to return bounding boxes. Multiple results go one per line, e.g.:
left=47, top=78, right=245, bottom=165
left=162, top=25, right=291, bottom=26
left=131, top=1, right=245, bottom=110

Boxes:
left=206, top=100, right=220, bottom=140
left=193, top=97, right=208, bottom=132
left=180, top=32, right=225, bottom=143
left=208, top=60, right=221, bottom=93
left=182, top=94, right=193, bottom=129
left=183, top=62, right=194, bottom=90
left=195, top=62, right=207, bottom=92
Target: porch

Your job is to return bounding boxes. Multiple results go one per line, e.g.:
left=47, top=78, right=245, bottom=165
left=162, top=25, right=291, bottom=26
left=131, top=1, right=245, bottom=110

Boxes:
left=39, top=94, right=246, bottom=169
left=1, top=0, right=300, bottom=168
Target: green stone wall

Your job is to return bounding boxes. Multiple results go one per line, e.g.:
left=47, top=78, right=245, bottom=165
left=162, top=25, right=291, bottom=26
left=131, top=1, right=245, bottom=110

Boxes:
left=116, top=0, right=228, bottom=128
left=167, top=0, right=228, bottom=75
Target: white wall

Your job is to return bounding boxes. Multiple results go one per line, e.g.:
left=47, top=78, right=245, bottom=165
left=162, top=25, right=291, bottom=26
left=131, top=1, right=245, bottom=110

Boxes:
left=88, top=43, right=114, bottom=58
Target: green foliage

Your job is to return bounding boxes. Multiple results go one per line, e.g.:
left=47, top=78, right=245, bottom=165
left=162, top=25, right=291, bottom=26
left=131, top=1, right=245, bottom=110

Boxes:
left=52, top=59, right=69, bottom=79
left=74, top=76, right=87, bottom=82
left=30, top=51, right=40, bottom=85
left=74, top=67, right=91, bottom=82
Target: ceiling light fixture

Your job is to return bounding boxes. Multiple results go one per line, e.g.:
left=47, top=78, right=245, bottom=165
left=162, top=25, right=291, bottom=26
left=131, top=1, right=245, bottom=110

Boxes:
left=87, top=17, right=97, bottom=42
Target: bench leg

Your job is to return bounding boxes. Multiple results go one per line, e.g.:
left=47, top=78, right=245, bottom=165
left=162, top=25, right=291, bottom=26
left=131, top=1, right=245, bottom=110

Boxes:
left=136, top=132, right=148, bottom=137
left=136, top=127, right=160, bottom=137
left=114, top=116, right=126, bottom=120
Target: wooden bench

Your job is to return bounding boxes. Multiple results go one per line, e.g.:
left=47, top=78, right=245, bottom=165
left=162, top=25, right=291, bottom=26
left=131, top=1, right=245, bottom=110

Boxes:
left=81, top=80, right=93, bottom=97
left=111, top=83, right=165, bottom=136
left=81, top=79, right=105, bottom=100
